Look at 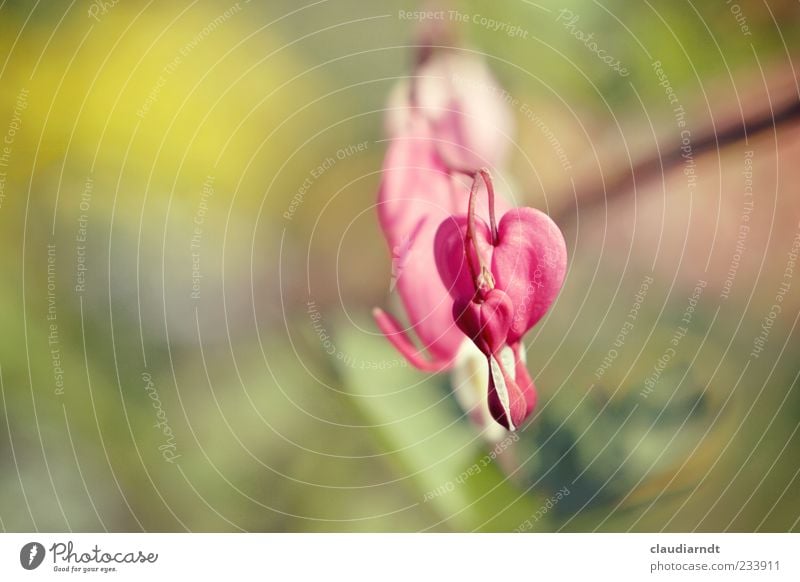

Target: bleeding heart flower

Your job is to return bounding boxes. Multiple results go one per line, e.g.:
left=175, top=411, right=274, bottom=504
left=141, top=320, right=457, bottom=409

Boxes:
left=433, top=170, right=567, bottom=429
left=373, top=47, right=567, bottom=433
left=373, top=52, right=512, bottom=372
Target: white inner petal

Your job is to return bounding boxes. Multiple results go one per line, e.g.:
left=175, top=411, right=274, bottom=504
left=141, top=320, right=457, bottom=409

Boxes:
left=452, top=342, right=508, bottom=440
left=499, top=346, right=516, bottom=381
left=452, top=341, right=486, bottom=411
left=519, top=341, right=527, bottom=365
left=489, top=352, right=516, bottom=432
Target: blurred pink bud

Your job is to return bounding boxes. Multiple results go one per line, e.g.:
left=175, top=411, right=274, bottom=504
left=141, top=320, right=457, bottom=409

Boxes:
left=386, top=51, right=514, bottom=172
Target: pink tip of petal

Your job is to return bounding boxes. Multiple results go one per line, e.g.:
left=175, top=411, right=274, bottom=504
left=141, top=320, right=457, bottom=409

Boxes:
left=486, top=344, right=537, bottom=430
left=372, top=307, right=452, bottom=372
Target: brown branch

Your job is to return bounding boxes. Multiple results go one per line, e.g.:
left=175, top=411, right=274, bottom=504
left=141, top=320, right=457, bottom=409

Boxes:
left=552, top=97, right=800, bottom=224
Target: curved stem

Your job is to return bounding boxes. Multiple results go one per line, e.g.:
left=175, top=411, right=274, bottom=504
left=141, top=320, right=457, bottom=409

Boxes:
left=465, top=167, right=498, bottom=297
left=478, top=168, right=498, bottom=244
left=464, top=173, right=481, bottom=286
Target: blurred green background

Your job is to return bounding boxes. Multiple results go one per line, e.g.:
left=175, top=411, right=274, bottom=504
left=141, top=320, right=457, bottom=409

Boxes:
left=0, top=0, right=799, bottom=532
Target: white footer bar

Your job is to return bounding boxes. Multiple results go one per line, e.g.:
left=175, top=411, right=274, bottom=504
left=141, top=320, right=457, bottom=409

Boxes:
left=1, top=533, right=797, bottom=581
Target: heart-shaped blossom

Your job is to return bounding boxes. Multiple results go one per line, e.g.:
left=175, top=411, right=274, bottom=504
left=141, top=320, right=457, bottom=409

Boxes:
left=373, top=52, right=512, bottom=372
left=433, top=171, right=567, bottom=429
left=373, top=47, right=567, bottom=433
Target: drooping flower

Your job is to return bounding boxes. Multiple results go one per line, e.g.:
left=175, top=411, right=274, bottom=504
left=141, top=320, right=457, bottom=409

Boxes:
left=373, top=49, right=567, bottom=432
left=433, top=170, right=567, bottom=430
left=373, top=51, right=512, bottom=372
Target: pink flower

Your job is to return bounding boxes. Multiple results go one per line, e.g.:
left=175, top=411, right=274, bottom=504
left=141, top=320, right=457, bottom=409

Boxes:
left=373, top=51, right=567, bottom=431
left=373, top=52, right=512, bottom=372
left=433, top=171, right=567, bottom=429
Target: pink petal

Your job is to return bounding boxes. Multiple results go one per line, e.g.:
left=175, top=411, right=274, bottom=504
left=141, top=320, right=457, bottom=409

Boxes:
left=452, top=289, right=514, bottom=355
left=514, top=346, right=538, bottom=419
left=433, top=214, right=494, bottom=308
left=376, top=118, right=465, bottom=366
left=493, top=207, right=567, bottom=343
left=372, top=308, right=451, bottom=372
